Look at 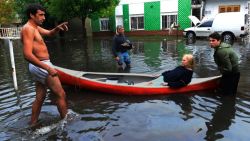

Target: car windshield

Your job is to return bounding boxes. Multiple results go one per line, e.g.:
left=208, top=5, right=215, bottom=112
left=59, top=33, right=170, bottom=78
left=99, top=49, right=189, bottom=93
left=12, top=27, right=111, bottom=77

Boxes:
left=198, top=20, right=214, bottom=27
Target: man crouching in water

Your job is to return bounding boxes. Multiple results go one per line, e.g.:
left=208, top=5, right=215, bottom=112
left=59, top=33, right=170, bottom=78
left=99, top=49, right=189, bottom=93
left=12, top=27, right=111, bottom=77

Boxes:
left=21, top=3, right=68, bottom=126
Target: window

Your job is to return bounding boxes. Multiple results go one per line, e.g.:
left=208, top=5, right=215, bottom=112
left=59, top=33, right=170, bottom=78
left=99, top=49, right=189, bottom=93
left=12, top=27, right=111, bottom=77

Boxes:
left=162, top=15, right=177, bottom=29
left=198, top=20, right=213, bottom=27
left=131, top=16, right=144, bottom=30
left=233, top=6, right=240, bottom=12
left=100, top=18, right=110, bottom=31
left=192, top=0, right=201, bottom=5
left=219, top=5, right=240, bottom=13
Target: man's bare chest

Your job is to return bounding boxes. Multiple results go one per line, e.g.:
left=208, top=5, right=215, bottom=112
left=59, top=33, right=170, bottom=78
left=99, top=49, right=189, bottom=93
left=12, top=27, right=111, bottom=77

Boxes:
left=33, top=29, right=44, bottom=43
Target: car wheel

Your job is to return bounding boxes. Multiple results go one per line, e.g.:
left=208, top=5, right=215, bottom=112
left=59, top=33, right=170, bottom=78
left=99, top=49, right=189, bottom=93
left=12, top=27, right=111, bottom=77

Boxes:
left=222, top=33, right=234, bottom=45
left=186, top=32, right=196, bottom=44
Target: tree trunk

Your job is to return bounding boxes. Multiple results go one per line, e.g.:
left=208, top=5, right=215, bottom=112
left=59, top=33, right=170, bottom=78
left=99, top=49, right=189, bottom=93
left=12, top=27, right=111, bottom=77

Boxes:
left=81, top=17, right=87, bottom=37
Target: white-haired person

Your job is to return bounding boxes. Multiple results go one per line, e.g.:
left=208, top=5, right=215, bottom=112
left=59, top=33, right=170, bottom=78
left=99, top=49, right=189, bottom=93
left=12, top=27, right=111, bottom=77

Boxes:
left=148, top=54, right=194, bottom=88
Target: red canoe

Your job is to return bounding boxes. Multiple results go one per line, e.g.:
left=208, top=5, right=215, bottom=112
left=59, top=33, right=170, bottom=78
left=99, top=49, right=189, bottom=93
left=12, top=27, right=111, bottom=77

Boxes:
left=55, top=66, right=221, bottom=95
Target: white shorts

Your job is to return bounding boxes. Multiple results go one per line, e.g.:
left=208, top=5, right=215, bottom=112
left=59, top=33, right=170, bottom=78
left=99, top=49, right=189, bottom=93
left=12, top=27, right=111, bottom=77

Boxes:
left=28, top=60, right=53, bottom=84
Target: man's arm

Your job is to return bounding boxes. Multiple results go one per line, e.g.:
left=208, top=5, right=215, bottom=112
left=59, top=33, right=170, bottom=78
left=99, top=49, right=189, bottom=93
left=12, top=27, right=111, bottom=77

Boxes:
left=218, top=51, right=232, bottom=73
left=38, top=22, right=68, bottom=36
left=112, top=36, right=118, bottom=57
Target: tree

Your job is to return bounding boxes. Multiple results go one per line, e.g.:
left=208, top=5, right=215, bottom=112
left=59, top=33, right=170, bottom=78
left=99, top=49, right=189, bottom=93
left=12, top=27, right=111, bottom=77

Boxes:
left=14, top=0, right=48, bottom=24
left=46, top=0, right=120, bottom=37
left=0, top=0, right=17, bottom=26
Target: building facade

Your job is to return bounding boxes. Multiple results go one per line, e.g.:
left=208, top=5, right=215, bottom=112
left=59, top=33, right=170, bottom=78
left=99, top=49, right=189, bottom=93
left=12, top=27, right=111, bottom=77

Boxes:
left=91, top=0, right=249, bottom=36
left=192, top=0, right=249, bottom=21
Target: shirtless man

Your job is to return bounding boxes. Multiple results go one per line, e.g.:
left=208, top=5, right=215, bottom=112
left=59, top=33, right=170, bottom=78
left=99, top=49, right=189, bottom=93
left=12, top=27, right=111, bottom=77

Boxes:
left=21, top=4, right=68, bottom=125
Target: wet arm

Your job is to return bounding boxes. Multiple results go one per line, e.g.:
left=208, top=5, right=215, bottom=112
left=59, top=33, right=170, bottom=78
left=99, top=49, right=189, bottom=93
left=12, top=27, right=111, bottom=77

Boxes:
left=38, top=22, right=68, bottom=36
left=112, top=37, right=118, bottom=57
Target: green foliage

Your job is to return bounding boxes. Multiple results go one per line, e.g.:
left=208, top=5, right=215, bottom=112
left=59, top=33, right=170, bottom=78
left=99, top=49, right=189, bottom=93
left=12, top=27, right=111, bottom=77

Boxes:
left=11, top=0, right=120, bottom=35
left=14, top=0, right=47, bottom=24
left=0, top=0, right=17, bottom=25
left=46, top=0, right=120, bottom=21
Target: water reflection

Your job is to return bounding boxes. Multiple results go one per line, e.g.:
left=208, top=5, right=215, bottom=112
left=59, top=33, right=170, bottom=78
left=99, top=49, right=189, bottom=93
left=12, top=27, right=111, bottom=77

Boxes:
left=1, top=37, right=250, bottom=140
left=167, top=95, right=193, bottom=121
left=204, top=95, right=236, bottom=140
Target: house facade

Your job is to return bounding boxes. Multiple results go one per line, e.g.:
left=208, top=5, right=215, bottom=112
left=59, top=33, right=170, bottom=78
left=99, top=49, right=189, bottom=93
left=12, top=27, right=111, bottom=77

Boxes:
left=91, top=0, right=249, bottom=36
left=192, top=0, right=249, bottom=21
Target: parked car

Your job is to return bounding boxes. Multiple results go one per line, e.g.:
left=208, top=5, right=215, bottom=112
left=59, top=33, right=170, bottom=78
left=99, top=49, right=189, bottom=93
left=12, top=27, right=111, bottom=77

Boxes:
left=183, top=12, right=248, bottom=44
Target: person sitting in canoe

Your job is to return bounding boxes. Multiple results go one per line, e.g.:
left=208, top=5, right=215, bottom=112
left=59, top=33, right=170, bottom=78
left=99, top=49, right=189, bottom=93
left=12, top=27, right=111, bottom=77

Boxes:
left=148, top=54, right=194, bottom=88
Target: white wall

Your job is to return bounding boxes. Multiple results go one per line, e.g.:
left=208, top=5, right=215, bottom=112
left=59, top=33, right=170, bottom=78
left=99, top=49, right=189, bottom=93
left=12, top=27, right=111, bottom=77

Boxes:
left=129, top=3, right=144, bottom=15
left=115, top=5, right=123, bottom=16
left=119, top=0, right=160, bottom=5
left=115, top=2, right=144, bottom=16
left=116, top=0, right=249, bottom=17
left=161, top=0, right=178, bottom=13
left=116, top=0, right=178, bottom=16
left=205, top=0, right=248, bottom=18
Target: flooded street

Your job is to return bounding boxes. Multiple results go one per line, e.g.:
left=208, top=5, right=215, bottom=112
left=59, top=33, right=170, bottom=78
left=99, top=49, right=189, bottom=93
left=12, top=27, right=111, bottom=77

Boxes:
left=0, top=36, right=250, bottom=140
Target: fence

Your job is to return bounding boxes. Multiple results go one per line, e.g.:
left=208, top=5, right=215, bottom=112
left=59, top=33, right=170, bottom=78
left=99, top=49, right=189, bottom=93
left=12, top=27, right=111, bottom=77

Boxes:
left=0, top=27, right=22, bottom=90
left=0, top=27, right=22, bottom=39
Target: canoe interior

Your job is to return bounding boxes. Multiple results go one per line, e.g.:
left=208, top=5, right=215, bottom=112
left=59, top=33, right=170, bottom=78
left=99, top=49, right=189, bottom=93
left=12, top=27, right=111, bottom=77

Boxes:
left=82, top=73, right=155, bottom=85
left=54, top=66, right=221, bottom=88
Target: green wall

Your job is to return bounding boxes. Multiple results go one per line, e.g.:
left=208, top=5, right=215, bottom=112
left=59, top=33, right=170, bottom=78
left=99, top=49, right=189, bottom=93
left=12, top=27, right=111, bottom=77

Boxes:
left=144, top=1, right=160, bottom=30
left=178, top=0, right=191, bottom=30
left=91, top=18, right=100, bottom=32
left=91, top=14, right=116, bottom=32
left=123, top=4, right=130, bottom=32
left=92, top=0, right=192, bottom=32
left=110, top=14, right=116, bottom=32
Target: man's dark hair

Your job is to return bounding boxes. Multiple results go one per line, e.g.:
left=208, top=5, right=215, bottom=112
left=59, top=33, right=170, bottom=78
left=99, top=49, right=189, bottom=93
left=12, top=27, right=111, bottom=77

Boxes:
left=26, top=3, right=45, bottom=19
left=209, top=32, right=221, bottom=40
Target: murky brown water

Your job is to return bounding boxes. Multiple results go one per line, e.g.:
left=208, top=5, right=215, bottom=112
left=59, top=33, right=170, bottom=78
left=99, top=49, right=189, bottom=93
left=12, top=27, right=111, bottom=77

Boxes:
left=0, top=36, right=250, bottom=140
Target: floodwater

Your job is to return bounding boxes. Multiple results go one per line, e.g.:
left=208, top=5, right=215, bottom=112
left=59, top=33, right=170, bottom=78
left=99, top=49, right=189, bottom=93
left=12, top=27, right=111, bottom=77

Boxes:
left=0, top=36, right=250, bottom=141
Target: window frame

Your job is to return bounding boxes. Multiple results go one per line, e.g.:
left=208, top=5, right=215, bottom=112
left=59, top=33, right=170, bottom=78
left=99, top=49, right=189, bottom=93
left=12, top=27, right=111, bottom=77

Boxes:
left=161, top=14, right=178, bottom=29
left=99, top=18, right=110, bottom=31
left=219, top=5, right=240, bottom=13
left=130, top=16, right=144, bottom=30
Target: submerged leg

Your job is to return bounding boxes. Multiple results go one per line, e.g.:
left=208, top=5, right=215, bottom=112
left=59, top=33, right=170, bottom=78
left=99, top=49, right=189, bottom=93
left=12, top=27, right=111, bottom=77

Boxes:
left=46, top=75, right=68, bottom=119
left=30, top=82, right=47, bottom=125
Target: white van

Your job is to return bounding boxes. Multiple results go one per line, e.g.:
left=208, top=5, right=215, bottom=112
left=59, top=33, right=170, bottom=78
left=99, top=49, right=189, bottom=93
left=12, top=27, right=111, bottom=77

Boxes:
left=183, top=12, right=248, bottom=44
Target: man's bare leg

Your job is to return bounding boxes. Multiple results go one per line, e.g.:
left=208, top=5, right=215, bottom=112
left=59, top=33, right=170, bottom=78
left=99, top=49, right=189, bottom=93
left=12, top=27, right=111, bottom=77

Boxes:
left=30, top=82, right=47, bottom=125
left=46, top=76, right=67, bottom=119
